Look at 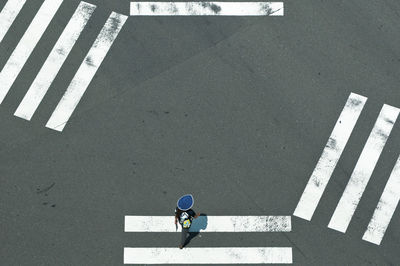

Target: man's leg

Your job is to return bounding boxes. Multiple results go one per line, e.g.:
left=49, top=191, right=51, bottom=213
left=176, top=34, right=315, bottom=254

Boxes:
left=180, top=228, right=189, bottom=248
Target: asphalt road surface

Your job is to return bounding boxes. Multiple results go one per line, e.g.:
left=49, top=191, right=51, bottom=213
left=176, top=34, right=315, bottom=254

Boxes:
left=1, top=0, right=400, bottom=265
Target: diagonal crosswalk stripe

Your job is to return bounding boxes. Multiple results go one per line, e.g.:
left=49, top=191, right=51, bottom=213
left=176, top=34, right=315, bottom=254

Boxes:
left=124, top=216, right=291, bottom=232
left=363, top=155, right=400, bottom=245
left=124, top=247, right=293, bottom=264
left=45, top=11, right=128, bottom=132
left=0, top=0, right=63, bottom=104
left=14, top=1, right=96, bottom=121
left=0, top=0, right=26, bottom=43
left=328, top=104, right=400, bottom=233
left=293, top=93, right=367, bottom=221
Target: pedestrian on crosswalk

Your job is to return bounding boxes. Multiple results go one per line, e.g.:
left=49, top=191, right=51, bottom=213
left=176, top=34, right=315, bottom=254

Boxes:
left=174, top=194, right=199, bottom=249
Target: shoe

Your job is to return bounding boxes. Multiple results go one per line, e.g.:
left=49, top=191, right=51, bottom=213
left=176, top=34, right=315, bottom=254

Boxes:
left=179, top=245, right=183, bottom=249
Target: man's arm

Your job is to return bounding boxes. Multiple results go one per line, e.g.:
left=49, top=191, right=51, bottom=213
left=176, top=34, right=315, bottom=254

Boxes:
left=174, top=208, right=178, bottom=224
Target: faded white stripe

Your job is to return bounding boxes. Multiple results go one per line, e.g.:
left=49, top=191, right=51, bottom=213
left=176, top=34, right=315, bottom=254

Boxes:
left=0, top=0, right=26, bottom=43
left=0, top=0, right=63, bottom=104
left=45, top=12, right=127, bottom=132
left=124, top=216, right=291, bottom=232
left=130, top=2, right=284, bottom=16
left=362, top=155, right=400, bottom=245
left=14, top=1, right=96, bottom=121
left=293, top=93, right=367, bottom=221
left=328, top=104, right=399, bottom=233
left=124, top=247, right=292, bottom=264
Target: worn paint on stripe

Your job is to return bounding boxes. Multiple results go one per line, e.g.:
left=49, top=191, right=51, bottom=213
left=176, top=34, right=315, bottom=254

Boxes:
left=130, top=2, right=284, bottom=16
left=0, top=0, right=26, bottom=43
left=124, top=216, right=291, bottom=232
left=0, top=0, right=63, bottom=104
left=45, top=12, right=127, bottom=132
left=124, top=247, right=293, bottom=264
left=328, top=104, right=399, bottom=233
left=293, top=93, right=367, bottom=221
left=362, top=155, right=400, bottom=245
left=14, top=1, right=96, bottom=121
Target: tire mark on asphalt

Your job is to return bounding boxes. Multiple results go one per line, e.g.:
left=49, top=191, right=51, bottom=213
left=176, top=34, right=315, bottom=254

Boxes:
left=36, top=182, right=55, bottom=194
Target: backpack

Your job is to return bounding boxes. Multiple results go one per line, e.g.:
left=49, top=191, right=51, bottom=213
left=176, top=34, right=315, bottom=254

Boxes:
left=182, top=219, right=191, bottom=229
left=180, top=212, right=192, bottom=229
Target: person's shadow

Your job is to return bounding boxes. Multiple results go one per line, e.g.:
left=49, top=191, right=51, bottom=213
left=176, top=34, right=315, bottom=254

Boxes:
left=184, top=213, right=208, bottom=247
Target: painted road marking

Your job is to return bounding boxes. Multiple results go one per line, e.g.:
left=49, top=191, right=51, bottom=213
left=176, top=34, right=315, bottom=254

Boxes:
left=124, top=247, right=292, bottom=264
left=130, top=2, right=284, bottom=16
left=45, top=12, right=127, bottom=131
left=328, top=104, right=399, bottom=233
left=293, top=93, right=367, bottom=221
left=363, top=155, right=400, bottom=245
left=0, top=0, right=26, bottom=43
left=0, top=0, right=63, bottom=104
left=14, top=1, right=96, bottom=121
left=124, top=216, right=291, bottom=232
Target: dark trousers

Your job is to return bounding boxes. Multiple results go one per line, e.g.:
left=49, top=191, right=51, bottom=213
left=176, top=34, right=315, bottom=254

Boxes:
left=180, top=227, right=189, bottom=246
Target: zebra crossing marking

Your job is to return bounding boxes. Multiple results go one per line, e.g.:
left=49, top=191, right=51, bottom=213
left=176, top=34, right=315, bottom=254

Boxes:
left=130, top=2, right=284, bottom=16
left=294, top=93, right=400, bottom=245
left=363, top=155, right=400, bottom=245
left=0, top=0, right=127, bottom=131
left=124, top=215, right=291, bottom=232
left=293, top=93, right=367, bottom=221
left=124, top=215, right=292, bottom=264
left=45, top=11, right=127, bottom=131
left=328, top=104, right=399, bottom=233
left=124, top=247, right=293, bottom=264
left=2, top=0, right=282, bottom=131
left=14, top=1, right=96, bottom=121
left=0, top=0, right=26, bottom=43
left=0, top=0, right=64, bottom=104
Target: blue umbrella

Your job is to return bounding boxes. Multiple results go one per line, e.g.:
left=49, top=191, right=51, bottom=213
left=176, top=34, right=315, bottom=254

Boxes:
left=177, top=194, right=194, bottom=211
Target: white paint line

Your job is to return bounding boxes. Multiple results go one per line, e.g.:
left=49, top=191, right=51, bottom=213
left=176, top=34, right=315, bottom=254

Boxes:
left=14, top=1, right=96, bottom=121
left=293, top=93, right=367, bottom=221
left=45, top=12, right=127, bottom=132
left=0, top=0, right=26, bottom=43
left=362, top=155, right=400, bottom=245
left=130, top=2, right=284, bottom=16
left=328, top=104, right=399, bottom=233
left=0, top=0, right=63, bottom=104
left=124, top=247, right=293, bottom=264
left=124, top=216, right=291, bottom=232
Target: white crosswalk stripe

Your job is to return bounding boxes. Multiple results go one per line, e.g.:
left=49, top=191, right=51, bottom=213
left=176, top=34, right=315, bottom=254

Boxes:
left=45, top=12, right=127, bottom=131
left=14, top=1, right=96, bottom=121
left=0, top=0, right=26, bottom=43
left=130, top=2, right=284, bottom=16
left=0, top=0, right=63, bottom=104
left=294, top=93, right=367, bottom=221
left=124, top=247, right=293, bottom=264
left=125, top=215, right=291, bottom=232
left=362, top=155, right=400, bottom=245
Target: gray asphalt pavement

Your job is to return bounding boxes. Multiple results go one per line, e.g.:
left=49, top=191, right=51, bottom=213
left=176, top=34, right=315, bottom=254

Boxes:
left=1, top=0, right=400, bottom=265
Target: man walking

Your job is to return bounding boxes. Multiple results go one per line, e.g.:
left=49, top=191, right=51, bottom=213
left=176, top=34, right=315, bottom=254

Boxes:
left=174, top=194, right=199, bottom=249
